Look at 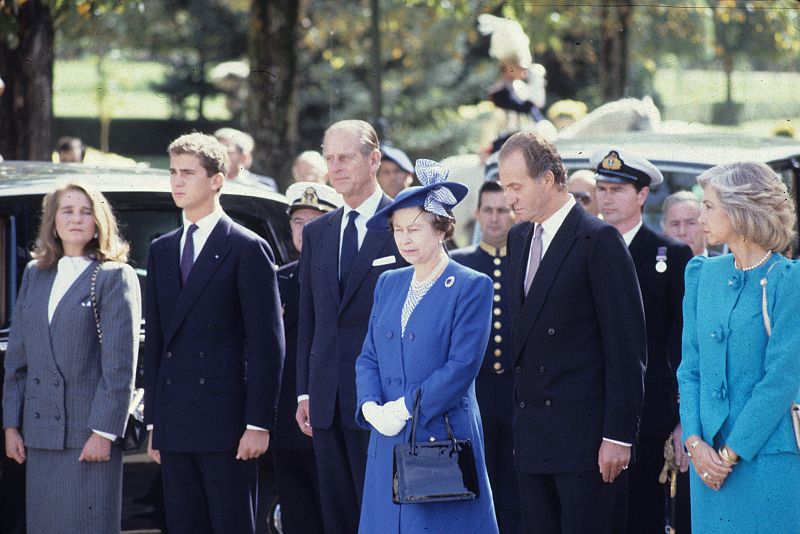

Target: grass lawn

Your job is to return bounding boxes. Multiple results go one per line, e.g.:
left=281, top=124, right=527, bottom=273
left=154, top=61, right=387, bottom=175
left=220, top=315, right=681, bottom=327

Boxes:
left=54, top=58, right=230, bottom=120
left=53, top=58, right=798, bottom=146
left=653, top=68, right=800, bottom=125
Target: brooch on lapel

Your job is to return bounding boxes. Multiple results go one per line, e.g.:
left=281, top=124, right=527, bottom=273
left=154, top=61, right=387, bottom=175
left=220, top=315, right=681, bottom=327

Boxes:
left=655, top=246, right=668, bottom=273
left=444, top=276, right=455, bottom=288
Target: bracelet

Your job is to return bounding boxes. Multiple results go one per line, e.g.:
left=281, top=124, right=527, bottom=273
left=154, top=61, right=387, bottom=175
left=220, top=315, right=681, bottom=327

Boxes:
left=686, top=439, right=700, bottom=458
left=718, top=445, right=739, bottom=466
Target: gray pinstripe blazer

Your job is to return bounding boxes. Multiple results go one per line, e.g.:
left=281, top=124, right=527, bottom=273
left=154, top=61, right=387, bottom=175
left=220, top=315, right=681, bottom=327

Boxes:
left=2, top=259, right=141, bottom=449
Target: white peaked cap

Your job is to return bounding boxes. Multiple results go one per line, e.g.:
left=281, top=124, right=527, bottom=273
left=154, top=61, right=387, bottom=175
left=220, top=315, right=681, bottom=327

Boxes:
left=477, top=14, right=533, bottom=69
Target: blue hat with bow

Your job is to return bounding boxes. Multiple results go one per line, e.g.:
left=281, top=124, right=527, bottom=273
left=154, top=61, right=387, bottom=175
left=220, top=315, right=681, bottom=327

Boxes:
left=367, top=159, right=468, bottom=230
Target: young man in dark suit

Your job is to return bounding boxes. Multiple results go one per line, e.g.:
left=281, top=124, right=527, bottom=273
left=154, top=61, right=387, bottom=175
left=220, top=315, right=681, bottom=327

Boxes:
left=295, top=120, right=406, bottom=534
left=497, top=131, right=647, bottom=534
left=144, top=133, right=284, bottom=534
left=451, top=180, right=520, bottom=534
left=594, top=149, right=693, bottom=534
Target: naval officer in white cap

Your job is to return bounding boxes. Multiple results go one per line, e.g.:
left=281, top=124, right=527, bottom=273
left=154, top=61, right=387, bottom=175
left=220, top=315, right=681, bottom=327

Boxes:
left=593, top=148, right=694, bottom=534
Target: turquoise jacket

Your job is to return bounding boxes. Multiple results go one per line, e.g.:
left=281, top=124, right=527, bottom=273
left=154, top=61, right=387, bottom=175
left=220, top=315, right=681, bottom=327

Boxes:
left=677, top=254, right=800, bottom=461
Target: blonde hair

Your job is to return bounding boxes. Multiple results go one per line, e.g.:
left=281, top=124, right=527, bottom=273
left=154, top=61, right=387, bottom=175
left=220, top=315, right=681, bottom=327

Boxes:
left=34, top=182, right=129, bottom=269
left=697, top=162, right=796, bottom=252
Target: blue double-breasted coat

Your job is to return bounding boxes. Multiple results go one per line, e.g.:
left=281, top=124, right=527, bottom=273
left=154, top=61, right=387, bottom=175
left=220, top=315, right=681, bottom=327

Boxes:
left=355, top=260, right=499, bottom=533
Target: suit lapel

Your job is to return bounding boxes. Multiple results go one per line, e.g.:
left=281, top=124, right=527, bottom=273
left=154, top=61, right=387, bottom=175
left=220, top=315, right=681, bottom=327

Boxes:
left=321, top=209, right=343, bottom=309
left=164, top=216, right=233, bottom=345
left=510, top=222, right=533, bottom=320
left=514, top=206, right=581, bottom=360
left=627, top=224, right=652, bottom=270
left=340, top=194, right=394, bottom=310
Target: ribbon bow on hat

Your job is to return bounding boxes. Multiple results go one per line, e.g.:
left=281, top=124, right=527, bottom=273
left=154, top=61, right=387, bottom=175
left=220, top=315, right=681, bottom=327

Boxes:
left=416, top=159, right=458, bottom=219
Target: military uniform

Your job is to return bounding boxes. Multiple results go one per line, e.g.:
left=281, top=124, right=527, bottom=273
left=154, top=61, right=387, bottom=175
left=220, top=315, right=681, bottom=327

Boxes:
left=451, top=241, right=519, bottom=534
left=592, top=148, right=693, bottom=534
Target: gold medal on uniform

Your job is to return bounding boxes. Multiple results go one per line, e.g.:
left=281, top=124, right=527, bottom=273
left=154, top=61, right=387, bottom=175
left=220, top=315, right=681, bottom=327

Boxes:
left=655, top=246, right=668, bottom=273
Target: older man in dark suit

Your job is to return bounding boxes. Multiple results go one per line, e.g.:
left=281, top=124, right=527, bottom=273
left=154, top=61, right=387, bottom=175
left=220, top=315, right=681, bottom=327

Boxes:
left=594, top=151, right=693, bottom=533
left=144, top=133, right=284, bottom=534
left=295, top=120, right=407, bottom=534
left=498, top=131, right=647, bottom=534
left=272, top=182, right=341, bottom=534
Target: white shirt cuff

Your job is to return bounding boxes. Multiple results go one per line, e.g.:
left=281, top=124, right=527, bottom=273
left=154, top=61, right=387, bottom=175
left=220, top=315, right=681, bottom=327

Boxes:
left=297, top=394, right=309, bottom=403
left=603, top=437, right=632, bottom=447
left=246, top=424, right=268, bottom=432
left=146, top=424, right=154, bottom=431
left=92, top=429, right=117, bottom=441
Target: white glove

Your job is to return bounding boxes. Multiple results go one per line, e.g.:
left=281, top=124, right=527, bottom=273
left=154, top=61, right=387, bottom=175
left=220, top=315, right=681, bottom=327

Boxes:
left=361, top=401, right=407, bottom=437
left=383, top=397, right=411, bottom=422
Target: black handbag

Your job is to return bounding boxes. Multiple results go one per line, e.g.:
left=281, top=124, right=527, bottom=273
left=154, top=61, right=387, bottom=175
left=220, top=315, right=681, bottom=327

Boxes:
left=90, top=264, right=146, bottom=452
left=392, top=391, right=480, bottom=504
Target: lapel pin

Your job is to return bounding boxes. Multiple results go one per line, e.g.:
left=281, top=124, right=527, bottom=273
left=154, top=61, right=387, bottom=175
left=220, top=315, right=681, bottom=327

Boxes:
left=444, top=276, right=455, bottom=288
left=655, top=246, right=668, bottom=273
left=214, top=254, right=219, bottom=259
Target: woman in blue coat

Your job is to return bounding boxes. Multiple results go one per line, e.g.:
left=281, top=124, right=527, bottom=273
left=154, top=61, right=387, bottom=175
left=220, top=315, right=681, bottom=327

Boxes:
left=677, top=162, right=800, bottom=533
left=355, top=159, right=498, bottom=533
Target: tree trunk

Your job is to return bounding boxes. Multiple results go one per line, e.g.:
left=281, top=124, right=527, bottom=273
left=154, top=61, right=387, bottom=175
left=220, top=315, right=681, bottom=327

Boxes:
left=369, top=0, right=384, bottom=139
left=247, top=0, right=304, bottom=190
left=0, top=1, right=55, bottom=161
left=723, top=55, right=734, bottom=105
left=598, top=0, right=632, bottom=102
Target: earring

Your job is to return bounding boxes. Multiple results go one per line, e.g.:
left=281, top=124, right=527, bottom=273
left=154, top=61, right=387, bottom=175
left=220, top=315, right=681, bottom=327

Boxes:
left=93, top=232, right=99, bottom=239
left=53, top=230, right=59, bottom=239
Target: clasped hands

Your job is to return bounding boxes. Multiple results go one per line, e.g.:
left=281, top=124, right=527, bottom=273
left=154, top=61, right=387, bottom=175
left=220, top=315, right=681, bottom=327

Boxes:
left=362, top=398, right=410, bottom=436
left=684, top=434, right=735, bottom=491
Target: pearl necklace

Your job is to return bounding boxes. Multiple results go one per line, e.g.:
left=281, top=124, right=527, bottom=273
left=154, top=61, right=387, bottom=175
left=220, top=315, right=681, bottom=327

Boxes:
left=734, top=250, right=772, bottom=271
left=411, top=254, right=449, bottom=289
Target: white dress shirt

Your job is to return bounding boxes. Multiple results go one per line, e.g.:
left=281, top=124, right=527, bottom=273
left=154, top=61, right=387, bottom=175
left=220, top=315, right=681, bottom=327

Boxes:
left=621, top=220, right=643, bottom=247
left=48, top=256, right=92, bottom=322
left=524, top=194, right=631, bottom=448
left=339, top=187, right=384, bottom=255
left=524, top=194, right=576, bottom=279
left=180, top=205, right=224, bottom=261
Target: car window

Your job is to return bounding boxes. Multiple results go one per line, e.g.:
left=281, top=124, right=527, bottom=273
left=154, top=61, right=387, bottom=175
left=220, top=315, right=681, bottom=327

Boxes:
left=116, top=209, right=182, bottom=275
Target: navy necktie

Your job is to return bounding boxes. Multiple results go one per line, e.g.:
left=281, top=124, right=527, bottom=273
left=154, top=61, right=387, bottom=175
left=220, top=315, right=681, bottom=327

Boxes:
left=180, top=224, right=198, bottom=284
left=339, top=211, right=359, bottom=294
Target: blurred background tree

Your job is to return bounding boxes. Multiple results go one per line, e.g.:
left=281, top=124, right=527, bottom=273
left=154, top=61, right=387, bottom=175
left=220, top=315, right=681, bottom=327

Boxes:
left=3, top=0, right=799, bottom=176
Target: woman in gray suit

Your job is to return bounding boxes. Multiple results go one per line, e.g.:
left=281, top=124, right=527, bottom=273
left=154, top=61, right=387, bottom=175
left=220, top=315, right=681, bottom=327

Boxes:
left=3, top=182, right=140, bottom=533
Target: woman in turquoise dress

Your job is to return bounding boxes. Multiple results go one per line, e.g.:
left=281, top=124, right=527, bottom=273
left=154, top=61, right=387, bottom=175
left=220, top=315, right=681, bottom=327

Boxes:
left=677, top=162, right=800, bottom=533
left=355, top=159, right=498, bottom=533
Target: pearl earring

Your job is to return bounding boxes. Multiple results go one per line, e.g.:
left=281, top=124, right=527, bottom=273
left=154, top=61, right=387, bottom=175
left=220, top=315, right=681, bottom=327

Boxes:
left=94, top=232, right=99, bottom=239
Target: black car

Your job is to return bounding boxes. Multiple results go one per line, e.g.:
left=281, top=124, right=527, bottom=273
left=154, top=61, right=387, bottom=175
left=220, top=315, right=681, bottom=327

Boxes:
left=0, top=161, right=293, bottom=534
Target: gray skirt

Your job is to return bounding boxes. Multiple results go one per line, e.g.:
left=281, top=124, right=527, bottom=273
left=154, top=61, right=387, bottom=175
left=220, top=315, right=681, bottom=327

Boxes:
left=26, top=446, right=123, bottom=534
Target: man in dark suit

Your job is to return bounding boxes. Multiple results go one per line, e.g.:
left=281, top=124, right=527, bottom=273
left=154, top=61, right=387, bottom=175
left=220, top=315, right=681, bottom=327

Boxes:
left=295, top=120, right=406, bottom=534
left=497, top=131, right=647, bottom=534
left=144, top=133, right=284, bottom=534
left=594, top=148, right=693, bottom=533
left=663, top=190, right=718, bottom=258
left=272, top=182, right=341, bottom=534
left=451, top=180, right=520, bottom=534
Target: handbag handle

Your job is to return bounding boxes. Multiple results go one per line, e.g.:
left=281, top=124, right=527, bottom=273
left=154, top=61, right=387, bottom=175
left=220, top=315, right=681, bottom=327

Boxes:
left=408, top=390, right=458, bottom=455
left=90, top=263, right=103, bottom=344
